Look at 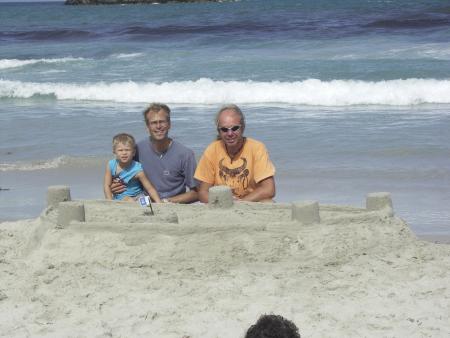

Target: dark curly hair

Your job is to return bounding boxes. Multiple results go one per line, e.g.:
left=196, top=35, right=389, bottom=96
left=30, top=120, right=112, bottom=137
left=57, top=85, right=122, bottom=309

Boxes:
left=245, top=314, right=301, bottom=338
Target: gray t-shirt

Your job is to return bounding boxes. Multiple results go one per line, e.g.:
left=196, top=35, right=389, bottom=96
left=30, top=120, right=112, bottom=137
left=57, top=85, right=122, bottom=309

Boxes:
left=136, top=138, right=197, bottom=199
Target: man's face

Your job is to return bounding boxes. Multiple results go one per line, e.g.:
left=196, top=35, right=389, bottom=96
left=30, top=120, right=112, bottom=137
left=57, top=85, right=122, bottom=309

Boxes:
left=147, top=109, right=171, bottom=141
left=217, top=109, right=244, bottom=148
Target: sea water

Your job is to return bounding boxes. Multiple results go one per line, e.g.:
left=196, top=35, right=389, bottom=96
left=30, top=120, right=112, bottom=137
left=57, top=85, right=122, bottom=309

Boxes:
left=0, top=0, right=449, bottom=234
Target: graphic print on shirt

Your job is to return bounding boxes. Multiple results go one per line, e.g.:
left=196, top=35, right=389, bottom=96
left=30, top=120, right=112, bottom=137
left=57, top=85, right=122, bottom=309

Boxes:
left=218, top=157, right=249, bottom=196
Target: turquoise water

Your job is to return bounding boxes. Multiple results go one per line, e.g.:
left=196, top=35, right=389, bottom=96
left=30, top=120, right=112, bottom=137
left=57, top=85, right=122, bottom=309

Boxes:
left=0, top=0, right=449, bottom=234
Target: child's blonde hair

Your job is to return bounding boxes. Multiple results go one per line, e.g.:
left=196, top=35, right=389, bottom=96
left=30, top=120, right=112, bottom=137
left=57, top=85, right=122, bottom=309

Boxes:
left=112, top=133, right=136, bottom=152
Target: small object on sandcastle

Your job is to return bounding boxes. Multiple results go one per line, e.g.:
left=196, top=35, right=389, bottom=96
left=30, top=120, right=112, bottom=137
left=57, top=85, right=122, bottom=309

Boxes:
left=291, top=200, right=320, bottom=224
left=138, top=195, right=154, bottom=215
left=208, top=185, right=233, bottom=208
left=47, top=185, right=71, bottom=208
left=57, top=201, right=85, bottom=228
left=366, top=192, right=394, bottom=216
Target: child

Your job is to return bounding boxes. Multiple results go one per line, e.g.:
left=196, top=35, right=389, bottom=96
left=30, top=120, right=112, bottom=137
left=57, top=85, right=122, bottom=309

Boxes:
left=104, top=133, right=161, bottom=203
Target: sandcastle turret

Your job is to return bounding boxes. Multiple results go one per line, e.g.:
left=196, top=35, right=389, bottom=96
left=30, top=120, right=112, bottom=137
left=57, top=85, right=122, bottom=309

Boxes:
left=291, top=200, right=320, bottom=224
left=366, top=192, right=394, bottom=216
left=57, top=201, right=85, bottom=228
left=47, top=186, right=85, bottom=228
left=47, top=185, right=71, bottom=208
left=208, top=185, right=233, bottom=208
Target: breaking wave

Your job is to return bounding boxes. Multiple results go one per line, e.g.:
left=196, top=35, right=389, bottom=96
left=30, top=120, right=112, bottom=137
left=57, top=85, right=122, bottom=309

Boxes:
left=0, top=156, right=105, bottom=172
left=1, top=78, right=450, bottom=106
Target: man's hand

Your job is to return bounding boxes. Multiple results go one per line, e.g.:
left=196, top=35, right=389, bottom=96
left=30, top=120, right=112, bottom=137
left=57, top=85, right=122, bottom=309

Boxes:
left=241, top=176, right=275, bottom=202
left=165, top=189, right=198, bottom=204
left=110, top=180, right=126, bottom=195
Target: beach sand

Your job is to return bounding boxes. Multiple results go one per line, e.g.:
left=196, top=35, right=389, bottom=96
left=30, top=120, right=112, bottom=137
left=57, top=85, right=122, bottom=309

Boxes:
left=0, top=193, right=449, bottom=337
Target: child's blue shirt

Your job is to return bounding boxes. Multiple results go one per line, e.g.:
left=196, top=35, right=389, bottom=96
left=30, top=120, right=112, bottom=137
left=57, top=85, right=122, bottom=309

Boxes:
left=109, top=159, right=143, bottom=200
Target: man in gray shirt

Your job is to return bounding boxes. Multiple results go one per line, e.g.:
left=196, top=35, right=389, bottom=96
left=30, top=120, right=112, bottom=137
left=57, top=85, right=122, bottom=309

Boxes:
left=112, top=103, right=198, bottom=203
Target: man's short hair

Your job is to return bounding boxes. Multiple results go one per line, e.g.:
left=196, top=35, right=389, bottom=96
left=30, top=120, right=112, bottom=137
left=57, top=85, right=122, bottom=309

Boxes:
left=143, top=103, right=171, bottom=125
left=245, top=314, right=301, bottom=338
left=112, top=133, right=136, bottom=151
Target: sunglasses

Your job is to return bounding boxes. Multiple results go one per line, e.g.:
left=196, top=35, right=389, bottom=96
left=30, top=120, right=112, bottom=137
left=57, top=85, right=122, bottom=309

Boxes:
left=218, top=125, right=241, bottom=133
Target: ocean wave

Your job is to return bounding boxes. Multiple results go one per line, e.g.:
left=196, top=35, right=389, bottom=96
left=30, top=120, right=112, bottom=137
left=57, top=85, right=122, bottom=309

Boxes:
left=112, top=53, right=144, bottom=59
left=0, top=155, right=105, bottom=172
left=1, top=78, right=450, bottom=106
left=0, top=57, right=85, bottom=70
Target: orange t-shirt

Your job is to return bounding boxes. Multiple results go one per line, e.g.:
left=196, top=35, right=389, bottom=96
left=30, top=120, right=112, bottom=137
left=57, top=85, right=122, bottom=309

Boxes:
left=194, top=138, right=275, bottom=198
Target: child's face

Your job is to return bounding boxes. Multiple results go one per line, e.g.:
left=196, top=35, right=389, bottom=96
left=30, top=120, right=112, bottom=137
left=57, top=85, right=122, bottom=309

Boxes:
left=114, top=142, right=135, bottom=164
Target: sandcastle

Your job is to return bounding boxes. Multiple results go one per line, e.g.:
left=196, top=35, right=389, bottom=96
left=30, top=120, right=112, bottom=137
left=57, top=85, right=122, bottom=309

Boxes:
left=46, top=185, right=396, bottom=231
left=1, top=185, right=448, bottom=338
left=41, top=185, right=409, bottom=267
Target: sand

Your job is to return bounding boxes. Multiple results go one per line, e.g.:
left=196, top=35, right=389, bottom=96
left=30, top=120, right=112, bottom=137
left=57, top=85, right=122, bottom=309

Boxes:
left=0, top=194, right=449, bottom=337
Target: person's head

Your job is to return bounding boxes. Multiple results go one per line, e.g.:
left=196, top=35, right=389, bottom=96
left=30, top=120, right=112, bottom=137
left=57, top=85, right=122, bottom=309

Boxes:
left=245, top=314, right=301, bottom=338
left=215, top=104, right=246, bottom=148
left=143, top=103, right=171, bottom=142
left=112, top=133, right=136, bottom=164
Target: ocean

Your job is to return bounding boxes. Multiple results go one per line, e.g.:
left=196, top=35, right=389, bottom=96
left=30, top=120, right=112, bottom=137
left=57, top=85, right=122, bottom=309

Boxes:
left=0, top=0, right=449, bottom=235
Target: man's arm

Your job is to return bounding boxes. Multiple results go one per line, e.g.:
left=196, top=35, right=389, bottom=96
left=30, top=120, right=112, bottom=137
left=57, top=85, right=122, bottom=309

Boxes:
left=164, top=147, right=199, bottom=204
left=136, top=171, right=161, bottom=203
left=241, top=176, right=275, bottom=202
left=110, top=180, right=126, bottom=195
left=166, top=188, right=198, bottom=204
left=197, top=181, right=213, bottom=203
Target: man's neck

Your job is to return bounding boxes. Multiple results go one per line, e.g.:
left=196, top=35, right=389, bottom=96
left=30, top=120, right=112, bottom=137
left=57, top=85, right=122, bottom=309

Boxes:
left=225, top=138, right=245, bottom=159
left=151, top=137, right=172, bottom=154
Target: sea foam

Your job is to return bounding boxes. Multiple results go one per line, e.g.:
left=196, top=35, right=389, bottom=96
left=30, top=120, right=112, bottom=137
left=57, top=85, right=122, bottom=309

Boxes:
left=0, top=155, right=105, bottom=172
left=112, top=53, right=144, bottom=59
left=0, top=57, right=85, bottom=70
left=1, top=78, right=450, bottom=106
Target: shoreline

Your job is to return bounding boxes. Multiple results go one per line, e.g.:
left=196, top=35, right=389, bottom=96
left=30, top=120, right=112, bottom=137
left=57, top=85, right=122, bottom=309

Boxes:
left=417, top=234, right=450, bottom=245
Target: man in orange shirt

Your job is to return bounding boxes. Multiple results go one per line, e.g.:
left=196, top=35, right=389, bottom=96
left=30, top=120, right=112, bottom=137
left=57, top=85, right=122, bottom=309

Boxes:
left=195, top=104, right=276, bottom=202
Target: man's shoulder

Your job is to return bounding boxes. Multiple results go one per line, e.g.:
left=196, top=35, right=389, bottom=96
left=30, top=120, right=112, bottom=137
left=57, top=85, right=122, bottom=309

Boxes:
left=202, top=140, right=223, bottom=155
left=171, top=140, right=195, bottom=154
left=136, top=137, right=149, bottom=148
left=136, top=138, right=150, bottom=156
left=245, top=137, right=268, bottom=150
left=206, top=139, right=221, bottom=147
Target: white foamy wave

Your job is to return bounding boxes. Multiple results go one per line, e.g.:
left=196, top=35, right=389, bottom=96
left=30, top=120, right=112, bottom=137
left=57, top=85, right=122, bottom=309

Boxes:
left=0, top=156, right=69, bottom=171
left=112, top=53, right=144, bottom=59
left=1, top=78, right=450, bottom=106
left=0, top=57, right=85, bottom=70
left=419, top=47, right=450, bottom=60
left=0, top=155, right=105, bottom=172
